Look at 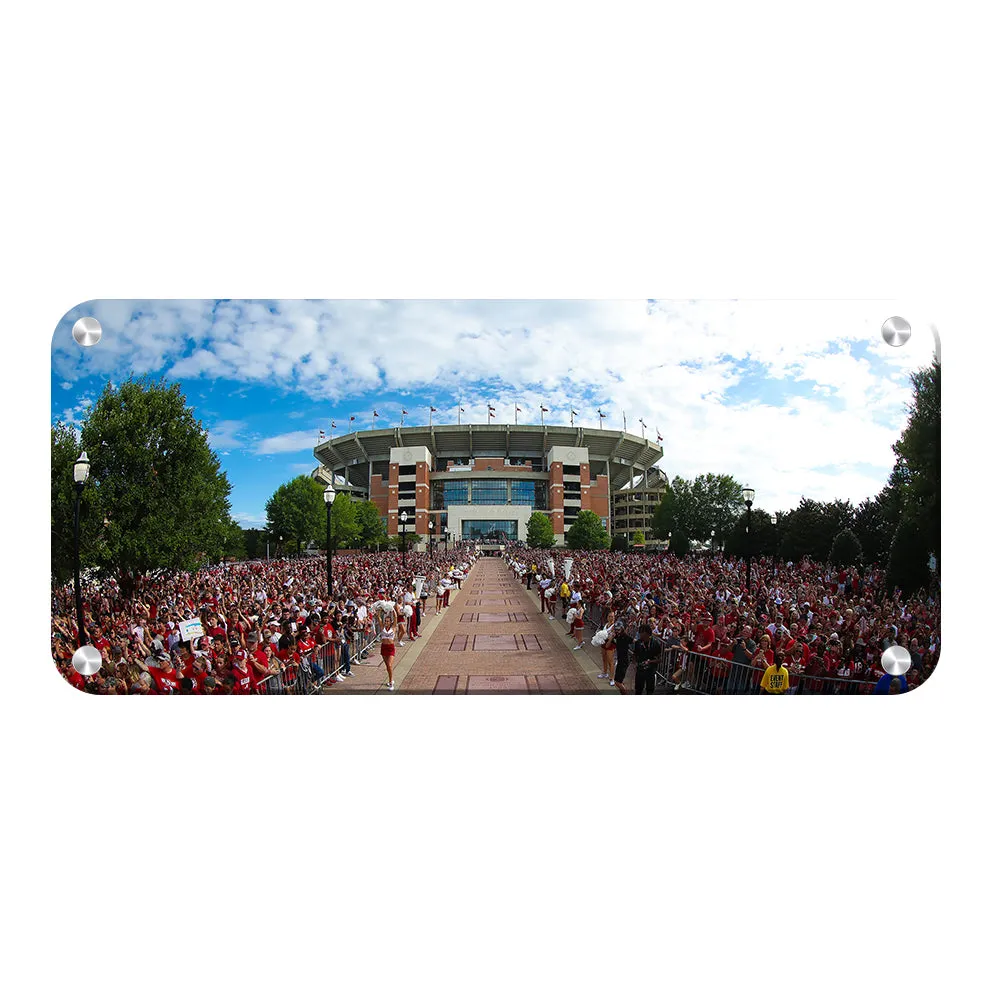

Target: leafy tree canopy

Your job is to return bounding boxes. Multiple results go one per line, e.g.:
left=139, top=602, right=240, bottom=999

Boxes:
left=64, top=377, right=233, bottom=583
left=265, top=475, right=326, bottom=553
left=652, top=473, right=745, bottom=542
left=829, top=528, right=863, bottom=567
left=565, top=510, right=610, bottom=550
left=526, top=511, right=555, bottom=549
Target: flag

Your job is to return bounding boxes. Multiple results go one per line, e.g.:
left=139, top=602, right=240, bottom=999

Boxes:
left=350, top=415, right=355, bottom=423
left=598, top=410, right=607, bottom=418
left=516, top=405, right=522, bottom=412
left=331, top=420, right=336, bottom=429
left=402, top=409, right=408, bottom=415
left=373, top=410, right=379, bottom=417
left=541, top=406, right=549, bottom=412
left=656, top=427, right=663, bottom=443
left=430, top=406, right=438, bottom=412
left=460, top=407, right=465, bottom=412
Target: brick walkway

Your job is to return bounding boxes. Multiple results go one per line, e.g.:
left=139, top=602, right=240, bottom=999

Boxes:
left=322, top=556, right=618, bottom=694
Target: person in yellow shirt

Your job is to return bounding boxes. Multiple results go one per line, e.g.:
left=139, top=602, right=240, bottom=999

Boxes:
left=559, top=580, right=571, bottom=619
left=760, top=656, right=790, bottom=694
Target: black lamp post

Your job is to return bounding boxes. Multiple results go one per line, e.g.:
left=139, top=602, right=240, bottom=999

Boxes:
left=428, top=516, right=435, bottom=554
left=72, top=450, right=91, bottom=645
left=399, top=511, right=408, bottom=570
left=770, top=512, right=778, bottom=575
left=324, top=485, right=336, bottom=596
left=742, top=486, right=755, bottom=591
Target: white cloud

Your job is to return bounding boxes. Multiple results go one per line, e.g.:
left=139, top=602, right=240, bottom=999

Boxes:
left=206, top=419, right=246, bottom=450
left=232, top=511, right=267, bottom=527
left=51, top=299, right=937, bottom=508
left=254, top=430, right=320, bottom=454
left=60, top=381, right=72, bottom=390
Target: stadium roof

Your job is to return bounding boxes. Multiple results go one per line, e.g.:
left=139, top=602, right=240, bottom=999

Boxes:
left=314, top=423, right=664, bottom=491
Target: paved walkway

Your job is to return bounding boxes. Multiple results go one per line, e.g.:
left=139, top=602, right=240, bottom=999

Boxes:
left=323, top=557, right=618, bottom=694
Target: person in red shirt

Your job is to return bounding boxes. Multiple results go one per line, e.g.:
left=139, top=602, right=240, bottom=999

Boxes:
left=693, top=615, right=716, bottom=656
left=230, top=650, right=255, bottom=694
left=297, top=626, right=321, bottom=687
left=148, top=654, right=181, bottom=694
left=89, top=625, right=112, bottom=660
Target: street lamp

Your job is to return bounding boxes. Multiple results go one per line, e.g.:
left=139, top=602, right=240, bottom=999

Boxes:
left=742, top=486, right=755, bottom=591
left=72, top=450, right=91, bottom=644
left=711, top=528, right=715, bottom=554
left=428, top=516, right=435, bottom=554
left=399, top=510, right=408, bottom=570
left=324, top=485, right=336, bottom=596
left=770, top=512, right=778, bottom=575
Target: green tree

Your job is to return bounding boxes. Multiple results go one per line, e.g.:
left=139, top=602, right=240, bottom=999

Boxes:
left=688, top=473, right=745, bottom=541
left=669, top=528, right=690, bottom=559
left=354, top=500, right=389, bottom=549
left=265, top=475, right=326, bottom=553
left=51, top=421, right=103, bottom=583
left=328, top=493, right=360, bottom=551
left=887, top=517, right=931, bottom=596
left=74, top=378, right=233, bottom=584
left=565, top=510, right=611, bottom=550
left=829, top=528, right=863, bottom=567
left=650, top=481, right=677, bottom=539
left=778, top=498, right=855, bottom=561
left=526, top=511, right=555, bottom=548
left=217, top=516, right=246, bottom=561
left=610, top=534, right=629, bottom=552
left=651, top=474, right=745, bottom=542
left=243, top=528, right=264, bottom=559
left=725, top=509, right=778, bottom=557
left=893, top=359, right=941, bottom=562
left=632, top=530, right=646, bottom=546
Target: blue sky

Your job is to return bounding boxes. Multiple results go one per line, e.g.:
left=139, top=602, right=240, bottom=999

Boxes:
left=51, top=299, right=937, bottom=527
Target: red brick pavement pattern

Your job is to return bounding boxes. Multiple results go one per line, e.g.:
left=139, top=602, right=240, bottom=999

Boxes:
left=398, top=557, right=602, bottom=694
left=321, top=556, right=617, bottom=695
left=467, top=675, right=530, bottom=693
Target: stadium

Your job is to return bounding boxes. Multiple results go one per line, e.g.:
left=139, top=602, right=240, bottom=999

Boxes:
left=313, top=422, right=664, bottom=548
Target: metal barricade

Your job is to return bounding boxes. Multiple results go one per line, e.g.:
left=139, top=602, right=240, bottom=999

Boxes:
left=653, top=646, right=879, bottom=695
left=253, top=641, right=338, bottom=695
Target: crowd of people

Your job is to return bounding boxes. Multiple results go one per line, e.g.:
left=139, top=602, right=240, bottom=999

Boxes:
left=52, top=540, right=939, bottom=697
left=51, top=548, right=477, bottom=694
left=507, top=547, right=939, bottom=695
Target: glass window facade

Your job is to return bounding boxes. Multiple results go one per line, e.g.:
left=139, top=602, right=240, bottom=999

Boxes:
left=462, top=519, right=518, bottom=540
left=431, top=477, right=548, bottom=509
left=470, top=479, right=508, bottom=505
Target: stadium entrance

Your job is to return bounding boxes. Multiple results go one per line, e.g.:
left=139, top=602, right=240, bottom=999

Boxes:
left=461, top=520, right=517, bottom=542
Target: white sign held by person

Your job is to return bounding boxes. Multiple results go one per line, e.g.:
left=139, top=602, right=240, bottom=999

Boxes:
left=179, top=617, right=205, bottom=641
left=563, top=558, right=573, bottom=581
left=413, top=575, right=425, bottom=597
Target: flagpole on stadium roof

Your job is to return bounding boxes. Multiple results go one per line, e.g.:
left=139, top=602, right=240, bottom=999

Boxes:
left=598, top=410, right=606, bottom=430
left=372, top=409, right=378, bottom=431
